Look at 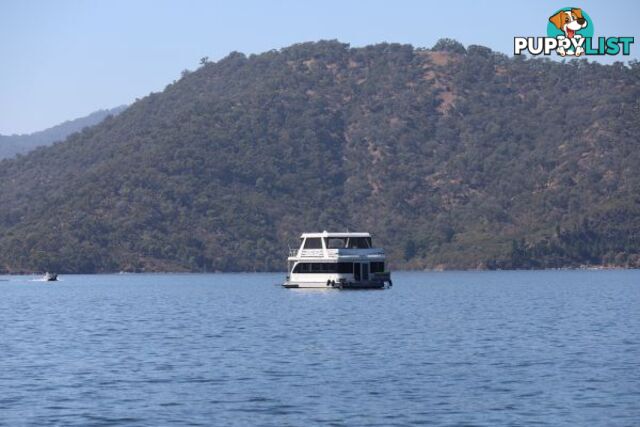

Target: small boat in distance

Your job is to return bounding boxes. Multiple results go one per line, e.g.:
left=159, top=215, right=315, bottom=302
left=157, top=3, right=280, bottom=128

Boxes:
left=283, top=231, right=392, bottom=289
left=43, top=272, right=58, bottom=282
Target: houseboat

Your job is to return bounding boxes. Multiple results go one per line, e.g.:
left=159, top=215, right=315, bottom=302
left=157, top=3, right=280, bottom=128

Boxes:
left=283, top=231, right=392, bottom=289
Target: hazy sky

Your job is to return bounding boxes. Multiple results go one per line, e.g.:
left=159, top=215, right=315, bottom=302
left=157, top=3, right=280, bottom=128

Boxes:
left=1, top=0, right=638, bottom=134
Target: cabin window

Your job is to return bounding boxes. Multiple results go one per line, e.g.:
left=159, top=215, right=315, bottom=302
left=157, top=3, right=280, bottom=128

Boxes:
left=303, top=238, right=323, bottom=249
left=292, top=262, right=363, bottom=274
left=293, top=263, right=309, bottom=273
left=337, top=262, right=353, bottom=273
left=326, top=238, right=347, bottom=249
left=293, top=263, right=339, bottom=273
left=326, top=263, right=338, bottom=273
left=347, top=237, right=371, bottom=249
left=370, top=262, right=385, bottom=273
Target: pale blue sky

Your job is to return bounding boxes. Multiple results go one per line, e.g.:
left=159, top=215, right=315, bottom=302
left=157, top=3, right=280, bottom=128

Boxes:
left=1, top=0, right=638, bottom=134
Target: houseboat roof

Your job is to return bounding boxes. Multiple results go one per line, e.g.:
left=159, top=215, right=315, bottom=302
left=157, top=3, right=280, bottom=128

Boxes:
left=300, top=231, right=371, bottom=238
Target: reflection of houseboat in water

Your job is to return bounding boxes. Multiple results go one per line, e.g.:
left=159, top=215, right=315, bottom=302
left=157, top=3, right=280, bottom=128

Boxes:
left=283, top=231, right=392, bottom=289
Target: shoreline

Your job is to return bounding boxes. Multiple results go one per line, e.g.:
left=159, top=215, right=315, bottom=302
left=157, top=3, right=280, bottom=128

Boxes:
left=1, top=265, right=638, bottom=276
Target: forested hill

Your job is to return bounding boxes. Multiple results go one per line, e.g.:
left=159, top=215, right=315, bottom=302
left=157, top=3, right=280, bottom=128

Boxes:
left=0, top=105, right=127, bottom=160
left=0, top=39, right=638, bottom=273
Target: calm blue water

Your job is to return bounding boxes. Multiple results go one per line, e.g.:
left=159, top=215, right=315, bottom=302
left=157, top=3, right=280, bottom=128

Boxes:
left=1, top=270, right=639, bottom=426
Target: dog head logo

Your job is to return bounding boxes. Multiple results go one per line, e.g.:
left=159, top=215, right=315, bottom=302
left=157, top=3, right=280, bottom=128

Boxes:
left=549, top=8, right=587, bottom=39
left=547, top=7, right=594, bottom=56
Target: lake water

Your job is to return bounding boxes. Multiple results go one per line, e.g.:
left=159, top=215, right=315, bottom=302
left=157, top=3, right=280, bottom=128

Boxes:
left=1, top=270, right=639, bottom=426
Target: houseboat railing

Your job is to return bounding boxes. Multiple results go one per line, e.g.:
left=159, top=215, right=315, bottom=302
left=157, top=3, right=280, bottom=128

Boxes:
left=289, top=248, right=386, bottom=257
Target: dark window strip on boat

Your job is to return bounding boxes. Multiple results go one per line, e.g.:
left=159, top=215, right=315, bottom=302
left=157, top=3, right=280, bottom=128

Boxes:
left=293, top=262, right=356, bottom=274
